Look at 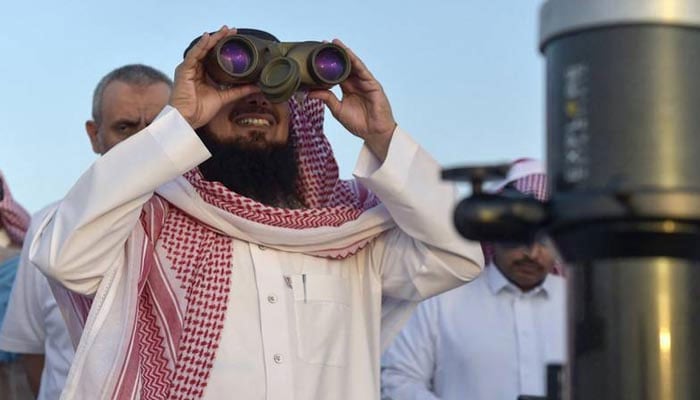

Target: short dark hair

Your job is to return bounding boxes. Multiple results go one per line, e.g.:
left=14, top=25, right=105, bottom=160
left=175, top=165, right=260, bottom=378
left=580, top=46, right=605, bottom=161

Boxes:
left=91, top=64, right=173, bottom=123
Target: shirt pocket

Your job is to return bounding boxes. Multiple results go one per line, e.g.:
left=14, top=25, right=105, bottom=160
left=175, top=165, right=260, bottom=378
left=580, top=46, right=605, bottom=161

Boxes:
left=289, top=273, right=351, bottom=367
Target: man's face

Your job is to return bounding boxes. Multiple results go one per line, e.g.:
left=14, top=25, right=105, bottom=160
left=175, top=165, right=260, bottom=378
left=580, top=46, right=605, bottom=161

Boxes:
left=203, top=92, right=291, bottom=148
left=86, top=81, right=171, bottom=154
left=493, top=239, right=556, bottom=292
left=196, top=92, right=298, bottom=207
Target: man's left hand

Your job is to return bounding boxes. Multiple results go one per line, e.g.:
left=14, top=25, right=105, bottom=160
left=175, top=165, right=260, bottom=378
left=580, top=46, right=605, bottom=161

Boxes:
left=309, top=39, right=397, bottom=162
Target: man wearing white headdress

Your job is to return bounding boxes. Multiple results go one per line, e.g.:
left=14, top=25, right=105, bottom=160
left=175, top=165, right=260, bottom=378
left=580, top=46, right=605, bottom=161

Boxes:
left=381, top=158, right=567, bottom=400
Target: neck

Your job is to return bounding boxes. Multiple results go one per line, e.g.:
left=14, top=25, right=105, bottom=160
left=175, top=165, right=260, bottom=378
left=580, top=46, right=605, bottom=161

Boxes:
left=0, top=228, right=11, bottom=248
left=0, top=227, right=21, bottom=263
left=493, top=263, right=546, bottom=293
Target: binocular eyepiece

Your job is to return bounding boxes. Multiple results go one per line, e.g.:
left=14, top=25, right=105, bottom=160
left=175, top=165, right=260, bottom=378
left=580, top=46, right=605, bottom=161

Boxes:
left=204, top=34, right=352, bottom=103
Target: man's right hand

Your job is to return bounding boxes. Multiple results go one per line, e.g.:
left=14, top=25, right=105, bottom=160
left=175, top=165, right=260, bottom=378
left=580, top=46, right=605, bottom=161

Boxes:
left=169, top=25, right=261, bottom=129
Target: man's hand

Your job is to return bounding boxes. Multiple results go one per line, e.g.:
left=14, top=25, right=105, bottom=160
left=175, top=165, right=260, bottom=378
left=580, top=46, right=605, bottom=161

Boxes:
left=169, top=26, right=261, bottom=129
left=308, top=39, right=397, bottom=162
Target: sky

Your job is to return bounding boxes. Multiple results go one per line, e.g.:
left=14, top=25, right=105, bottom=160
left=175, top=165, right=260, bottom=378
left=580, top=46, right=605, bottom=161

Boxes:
left=1, top=0, right=546, bottom=212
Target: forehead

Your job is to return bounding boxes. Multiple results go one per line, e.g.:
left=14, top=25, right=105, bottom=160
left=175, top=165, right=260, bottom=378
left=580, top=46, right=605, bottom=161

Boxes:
left=100, top=80, right=171, bottom=119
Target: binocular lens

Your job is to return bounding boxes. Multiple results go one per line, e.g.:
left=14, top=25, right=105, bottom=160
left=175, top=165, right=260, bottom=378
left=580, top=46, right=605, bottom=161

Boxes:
left=314, top=47, right=348, bottom=83
left=219, top=40, right=254, bottom=74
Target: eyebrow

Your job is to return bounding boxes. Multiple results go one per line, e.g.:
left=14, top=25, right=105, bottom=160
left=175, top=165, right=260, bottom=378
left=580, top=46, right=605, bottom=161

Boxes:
left=110, top=118, right=142, bottom=129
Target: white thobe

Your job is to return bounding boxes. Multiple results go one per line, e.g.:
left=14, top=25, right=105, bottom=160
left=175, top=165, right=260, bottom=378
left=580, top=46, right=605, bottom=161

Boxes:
left=29, top=106, right=484, bottom=400
left=0, top=213, right=74, bottom=400
left=381, top=265, right=566, bottom=400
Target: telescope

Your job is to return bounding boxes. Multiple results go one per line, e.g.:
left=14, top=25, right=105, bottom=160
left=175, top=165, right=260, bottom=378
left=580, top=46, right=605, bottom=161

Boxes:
left=204, top=33, right=351, bottom=103
left=444, top=0, right=700, bottom=398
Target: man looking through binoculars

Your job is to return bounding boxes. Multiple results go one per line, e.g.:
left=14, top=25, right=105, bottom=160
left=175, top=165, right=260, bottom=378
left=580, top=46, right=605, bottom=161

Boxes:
left=28, top=26, right=484, bottom=400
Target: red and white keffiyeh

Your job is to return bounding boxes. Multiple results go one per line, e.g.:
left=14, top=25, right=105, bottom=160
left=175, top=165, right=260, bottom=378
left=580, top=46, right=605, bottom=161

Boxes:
left=0, top=170, right=30, bottom=246
left=66, top=95, right=386, bottom=400
left=486, top=158, right=548, bottom=201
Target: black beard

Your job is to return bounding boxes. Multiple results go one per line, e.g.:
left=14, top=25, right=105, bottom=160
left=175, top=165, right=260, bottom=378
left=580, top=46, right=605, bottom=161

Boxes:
left=197, top=128, right=302, bottom=208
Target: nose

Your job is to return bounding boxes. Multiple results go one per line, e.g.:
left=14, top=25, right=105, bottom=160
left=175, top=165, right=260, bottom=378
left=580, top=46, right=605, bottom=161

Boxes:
left=245, top=92, right=270, bottom=107
left=525, top=242, right=545, bottom=259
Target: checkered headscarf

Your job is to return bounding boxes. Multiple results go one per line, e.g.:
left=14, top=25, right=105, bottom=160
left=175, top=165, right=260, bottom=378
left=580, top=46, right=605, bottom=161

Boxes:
left=486, top=158, right=548, bottom=201
left=0, top=170, right=30, bottom=246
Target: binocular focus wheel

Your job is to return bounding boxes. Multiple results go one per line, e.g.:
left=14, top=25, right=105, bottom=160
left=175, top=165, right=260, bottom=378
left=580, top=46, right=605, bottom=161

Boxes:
left=259, top=58, right=302, bottom=103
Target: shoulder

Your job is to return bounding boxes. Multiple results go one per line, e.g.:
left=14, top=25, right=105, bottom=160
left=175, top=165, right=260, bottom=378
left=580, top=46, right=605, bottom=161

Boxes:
left=426, top=271, right=489, bottom=309
left=543, top=274, right=567, bottom=310
left=545, top=274, right=566, bottom=293
left=26, top=201, right=61, bottom=237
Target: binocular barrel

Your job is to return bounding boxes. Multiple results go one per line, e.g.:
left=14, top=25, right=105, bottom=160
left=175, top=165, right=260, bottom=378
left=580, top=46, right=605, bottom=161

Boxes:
left=540, top=1, right=700, bottom=399
left=204, top=34, right=351, bottom=103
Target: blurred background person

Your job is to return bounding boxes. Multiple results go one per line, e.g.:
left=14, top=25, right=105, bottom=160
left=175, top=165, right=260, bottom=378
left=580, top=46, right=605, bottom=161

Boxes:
left=0, top=170, right=33, bottom=399
left=0, top=64, right=172, bottom=399
left=381, top=159, right=566, bottom=400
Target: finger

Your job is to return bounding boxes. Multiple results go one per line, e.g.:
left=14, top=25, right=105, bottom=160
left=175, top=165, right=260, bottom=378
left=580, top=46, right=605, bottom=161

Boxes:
left=208, top=25, right=232, bottom=46
left=226, top=26, right=239, bottom=38
left=183, top=25, right=231, bottom=68
left=308, top=89, right=342, bottom=116
left=182, top=32, right=212, bottom=69
left=218, top=84, right=261, bottom=104
left=333, top=39, right=376, bottom=81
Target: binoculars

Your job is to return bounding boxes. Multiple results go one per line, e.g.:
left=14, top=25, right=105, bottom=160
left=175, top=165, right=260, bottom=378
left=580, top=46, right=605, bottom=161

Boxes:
left=204, top=34, right=352, bottom=103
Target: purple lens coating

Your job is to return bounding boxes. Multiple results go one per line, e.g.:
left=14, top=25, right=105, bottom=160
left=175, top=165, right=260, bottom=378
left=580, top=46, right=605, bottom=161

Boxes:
left=219, top=40, right=253, bottom=74
left=314, top=47, right=347, bottom=82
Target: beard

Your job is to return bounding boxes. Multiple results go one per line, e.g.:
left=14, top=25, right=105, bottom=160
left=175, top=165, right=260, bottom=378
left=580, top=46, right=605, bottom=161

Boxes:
left=196, top=128, right=302, bottom=208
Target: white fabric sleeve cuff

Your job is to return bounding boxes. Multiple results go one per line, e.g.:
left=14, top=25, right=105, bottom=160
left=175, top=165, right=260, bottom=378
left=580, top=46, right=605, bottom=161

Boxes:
left=352, top=125, right=417, bottom=190
left=150, top=105, right=211, bottom=173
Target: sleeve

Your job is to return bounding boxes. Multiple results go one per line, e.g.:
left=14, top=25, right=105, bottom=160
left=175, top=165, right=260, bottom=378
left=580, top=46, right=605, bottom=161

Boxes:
left=353, top=127, right=484, bottom=346
left=354, top=126, right=483, bottom=300
left=0, top=233, right=46, bottom=354
left=28, top=106, right=211, bottom=295
left=381, top=297, right=442, bottom=400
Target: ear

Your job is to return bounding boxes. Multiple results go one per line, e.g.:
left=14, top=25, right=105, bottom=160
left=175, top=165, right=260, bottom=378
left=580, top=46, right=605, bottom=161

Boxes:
left=85, top=120, right=102, bottom=154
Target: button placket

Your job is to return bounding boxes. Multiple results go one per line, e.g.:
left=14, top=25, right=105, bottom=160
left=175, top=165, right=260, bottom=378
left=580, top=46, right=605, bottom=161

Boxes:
left=249, top=242, right=294, bottom=396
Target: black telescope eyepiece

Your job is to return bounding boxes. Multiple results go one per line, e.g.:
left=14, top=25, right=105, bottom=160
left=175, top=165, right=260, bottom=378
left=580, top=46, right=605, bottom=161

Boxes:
left=452, top=192, right=547, bottom=243
left=441, top=164, right=510, bottom=194
left=442, top=164, right=548, bottom=243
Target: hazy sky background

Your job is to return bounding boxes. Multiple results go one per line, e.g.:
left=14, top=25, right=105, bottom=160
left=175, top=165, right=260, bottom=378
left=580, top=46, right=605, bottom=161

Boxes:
left=1, top=0, right=545, bottom=212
